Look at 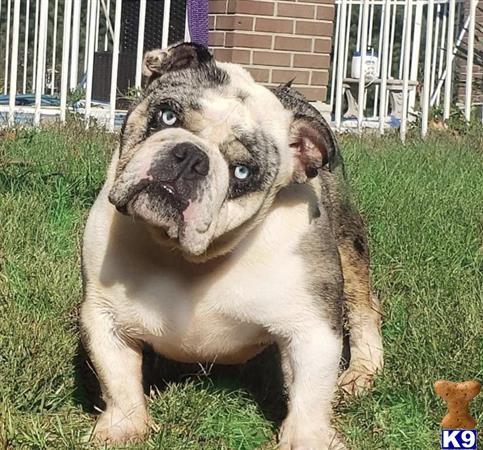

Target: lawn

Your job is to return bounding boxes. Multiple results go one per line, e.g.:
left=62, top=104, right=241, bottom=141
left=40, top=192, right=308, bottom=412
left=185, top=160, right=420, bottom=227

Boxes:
left=0, top=122, right=482, bottom=449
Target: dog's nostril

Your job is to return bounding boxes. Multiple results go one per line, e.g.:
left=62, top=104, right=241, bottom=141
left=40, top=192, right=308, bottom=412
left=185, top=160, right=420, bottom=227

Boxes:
left=173, top=144, right=188, bottom=161
left=171, top=143, right=209, bottom=178
left=193, top=159, right=209, bottom=176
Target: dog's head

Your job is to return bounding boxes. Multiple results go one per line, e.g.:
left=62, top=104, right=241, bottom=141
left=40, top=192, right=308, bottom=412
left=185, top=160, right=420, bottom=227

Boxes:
left=109, top=43, right=337, bottom=261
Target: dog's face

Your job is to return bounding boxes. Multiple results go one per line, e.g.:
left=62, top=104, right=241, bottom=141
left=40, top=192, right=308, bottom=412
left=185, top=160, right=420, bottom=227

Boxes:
left=109, top=43, right=335, bottom=260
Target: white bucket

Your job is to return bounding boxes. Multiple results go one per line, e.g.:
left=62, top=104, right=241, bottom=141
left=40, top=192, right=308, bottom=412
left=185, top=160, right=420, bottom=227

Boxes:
left=351, top=49, right=379, bottom=80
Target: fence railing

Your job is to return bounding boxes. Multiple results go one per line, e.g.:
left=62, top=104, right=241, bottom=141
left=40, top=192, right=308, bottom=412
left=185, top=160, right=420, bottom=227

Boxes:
left=0, top=0, right=481, bottom=137
left=329, top=0, right=480, bottom=139
left=0, top=0, right=184, bottom=129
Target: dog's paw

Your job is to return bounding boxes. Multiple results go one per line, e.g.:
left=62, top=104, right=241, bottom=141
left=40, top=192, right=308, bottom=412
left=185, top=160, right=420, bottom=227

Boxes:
left=91, top=407, right=150, bottom=444
left=278, top=421, right=346, bottom=450
left=338, top=364, right=378, bottom=396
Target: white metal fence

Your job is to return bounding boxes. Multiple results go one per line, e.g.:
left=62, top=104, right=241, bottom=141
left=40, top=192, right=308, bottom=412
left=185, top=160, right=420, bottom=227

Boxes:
left=330, top=0, right=480, bottom=139
left=0, top=0, right=178, bottom=129
left=0, top=0, right=481, bottom=137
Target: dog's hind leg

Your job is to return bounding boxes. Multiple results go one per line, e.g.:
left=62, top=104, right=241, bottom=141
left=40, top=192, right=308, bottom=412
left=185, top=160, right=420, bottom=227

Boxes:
left=337, top=233, right=384, bottom=395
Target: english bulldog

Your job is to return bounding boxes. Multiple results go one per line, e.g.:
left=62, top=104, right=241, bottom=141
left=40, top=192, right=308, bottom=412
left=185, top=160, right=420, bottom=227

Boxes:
left=80, top=42, right=383, bottom=449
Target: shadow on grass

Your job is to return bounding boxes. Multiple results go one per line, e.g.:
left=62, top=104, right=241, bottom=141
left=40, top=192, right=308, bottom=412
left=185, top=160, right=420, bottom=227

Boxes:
left=72, top=341, right=104, bottom=414
left=72, top=340, right=287, bottom=425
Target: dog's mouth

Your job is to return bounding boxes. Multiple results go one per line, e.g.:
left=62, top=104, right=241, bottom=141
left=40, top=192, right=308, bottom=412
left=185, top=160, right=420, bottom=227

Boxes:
left=108, top=173, right=217, bottom=256
left=143, top=180, right=190, bottom=212
left=110, top=179, right=189, bottom=216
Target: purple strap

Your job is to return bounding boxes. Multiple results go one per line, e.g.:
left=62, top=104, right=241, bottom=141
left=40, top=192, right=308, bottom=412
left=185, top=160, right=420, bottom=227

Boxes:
left=187, top=0, right=209, bottom=47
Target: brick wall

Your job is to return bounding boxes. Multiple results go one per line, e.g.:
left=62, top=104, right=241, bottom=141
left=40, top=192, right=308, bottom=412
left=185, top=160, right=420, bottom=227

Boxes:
left=208, top=0, right=335, bottom=102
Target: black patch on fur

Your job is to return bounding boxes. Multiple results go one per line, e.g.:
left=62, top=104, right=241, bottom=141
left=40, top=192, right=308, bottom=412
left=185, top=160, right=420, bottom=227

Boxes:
left=144, top=43, right=214, bottom=84
left=226, top=128, right=280, bottom=199
left=296, top=189, right=344, bottom=336
left=353, top=235, right=365, bottom=255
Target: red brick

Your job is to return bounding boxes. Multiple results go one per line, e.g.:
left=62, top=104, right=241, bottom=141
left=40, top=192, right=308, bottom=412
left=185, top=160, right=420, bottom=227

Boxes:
left=293, top=53, right=330, bottom=69
left=247, top=67, right=270, bottom=82
left=216, top=15, right=254, bottom=31
left=295, top=20, right=333, bottom=36
left=227, top=0, right=275, bottom=15
left=255, top=17, right=294, bottom=33
left=295, top=86, right=327, bottom=101
left=274, top=36, right=312, bottom=51
left=296, top=0, right=333, bottom=3
left=225, top=32, right=272, bottom=49
left=310, top=70, right=329, bottom=85
left=277, top=2, right=316, bottom=19
left=316, top=5, right=335, bottom=20
left=209, top=0, right=227, bottom=14
left=271, top=69, right=310, bottom=84
left=314, top=38, right=332, bottom=53
left=208, top=31, right=226, bottom=47
left=213, top=48, right=251, bottom=64
left=253, top=51, right=291, bottom=66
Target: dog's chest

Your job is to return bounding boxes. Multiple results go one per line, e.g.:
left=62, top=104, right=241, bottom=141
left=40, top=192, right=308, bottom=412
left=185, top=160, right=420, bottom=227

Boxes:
left=88, top=186, right=321, bottom=363
left=116, top=246, right=307, bottom=362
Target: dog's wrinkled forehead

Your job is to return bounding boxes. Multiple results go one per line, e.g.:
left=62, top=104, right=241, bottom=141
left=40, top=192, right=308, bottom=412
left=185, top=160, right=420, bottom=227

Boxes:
left=121, top=44, right=291, bottom=161
left=195, top=62, right=291, bottom=149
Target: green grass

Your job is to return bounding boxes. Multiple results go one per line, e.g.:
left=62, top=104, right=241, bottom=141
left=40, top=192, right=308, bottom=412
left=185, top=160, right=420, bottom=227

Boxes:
left=1, top=123, right=482, bottom=449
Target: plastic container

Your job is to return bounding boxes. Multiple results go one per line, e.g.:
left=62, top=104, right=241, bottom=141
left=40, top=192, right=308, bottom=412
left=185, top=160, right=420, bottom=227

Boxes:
left=351, top=49, right=379, bottom=80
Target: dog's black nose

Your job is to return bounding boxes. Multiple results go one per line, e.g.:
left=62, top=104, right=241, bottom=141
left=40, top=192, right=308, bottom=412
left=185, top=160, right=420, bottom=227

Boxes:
left=171, top=143, right=209, bottom=179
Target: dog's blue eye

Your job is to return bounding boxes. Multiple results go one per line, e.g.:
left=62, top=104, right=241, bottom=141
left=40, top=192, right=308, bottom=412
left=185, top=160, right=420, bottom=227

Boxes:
left=233, top=165, right=251, bottom=180
left=160, top=109, right=177, bottom=126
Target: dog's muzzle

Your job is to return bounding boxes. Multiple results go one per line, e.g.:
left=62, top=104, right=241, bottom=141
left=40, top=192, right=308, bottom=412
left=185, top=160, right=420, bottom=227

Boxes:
left=110, top=142, right=210, bottom=215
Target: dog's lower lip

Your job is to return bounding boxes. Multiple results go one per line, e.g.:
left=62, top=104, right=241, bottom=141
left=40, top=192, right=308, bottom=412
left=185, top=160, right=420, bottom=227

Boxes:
left=116, top=180, right=190, bottom=218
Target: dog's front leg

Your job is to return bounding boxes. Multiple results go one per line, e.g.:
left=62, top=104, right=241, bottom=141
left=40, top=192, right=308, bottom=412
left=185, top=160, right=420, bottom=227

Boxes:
left=278, top=324, right=345, bottom=450
left=80, top=299, right=149, bottom=444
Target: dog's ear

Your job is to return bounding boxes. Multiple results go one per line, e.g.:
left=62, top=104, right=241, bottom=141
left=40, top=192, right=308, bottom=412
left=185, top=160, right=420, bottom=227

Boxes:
left=271, top=83, right=338, bottom=183
left=143, top=42, right=213, bottom=83
left=289, top=115, right=337, bottom=183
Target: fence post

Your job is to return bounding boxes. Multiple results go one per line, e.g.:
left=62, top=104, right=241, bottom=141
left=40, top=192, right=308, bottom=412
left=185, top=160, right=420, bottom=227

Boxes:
left=4, top=0, right=12, bottom=94
left=409, top=2, right=423, bottom=110
left=85, top=0, right=98, bottom=123
left=430, top=4, right=441, bottom=98
left=464, top=0, right=477, bottom=122
left=22, top=0, right=30, bottom=93
left=109, top=0, right=122, bottom=132
left=400, top=0, right=413, bottom=142
left=421, top=0, right=435, bottom=137
left=443, top=0, right=456, bottom=120
left=32, top=0, right=39, bottom=90
left=34, top=0, right=48, bottom=125
left=60, top=0, right=73, bottom=122
left=357, top=0, right=370, bottom=131
left=50, top=0, right=59, bottom=95
left=329, top=1, right=340, bottom=111
left=162, top=0, right=171, bottom=48
left=70, top=0, right=81, bottom=89
left=135, top=0, right=147, bottom=88
left=379, top=0, right=391, bottom=134
left=334, top=0, right=347, bottom=131
left=8, top=0, right=21, bottom=126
